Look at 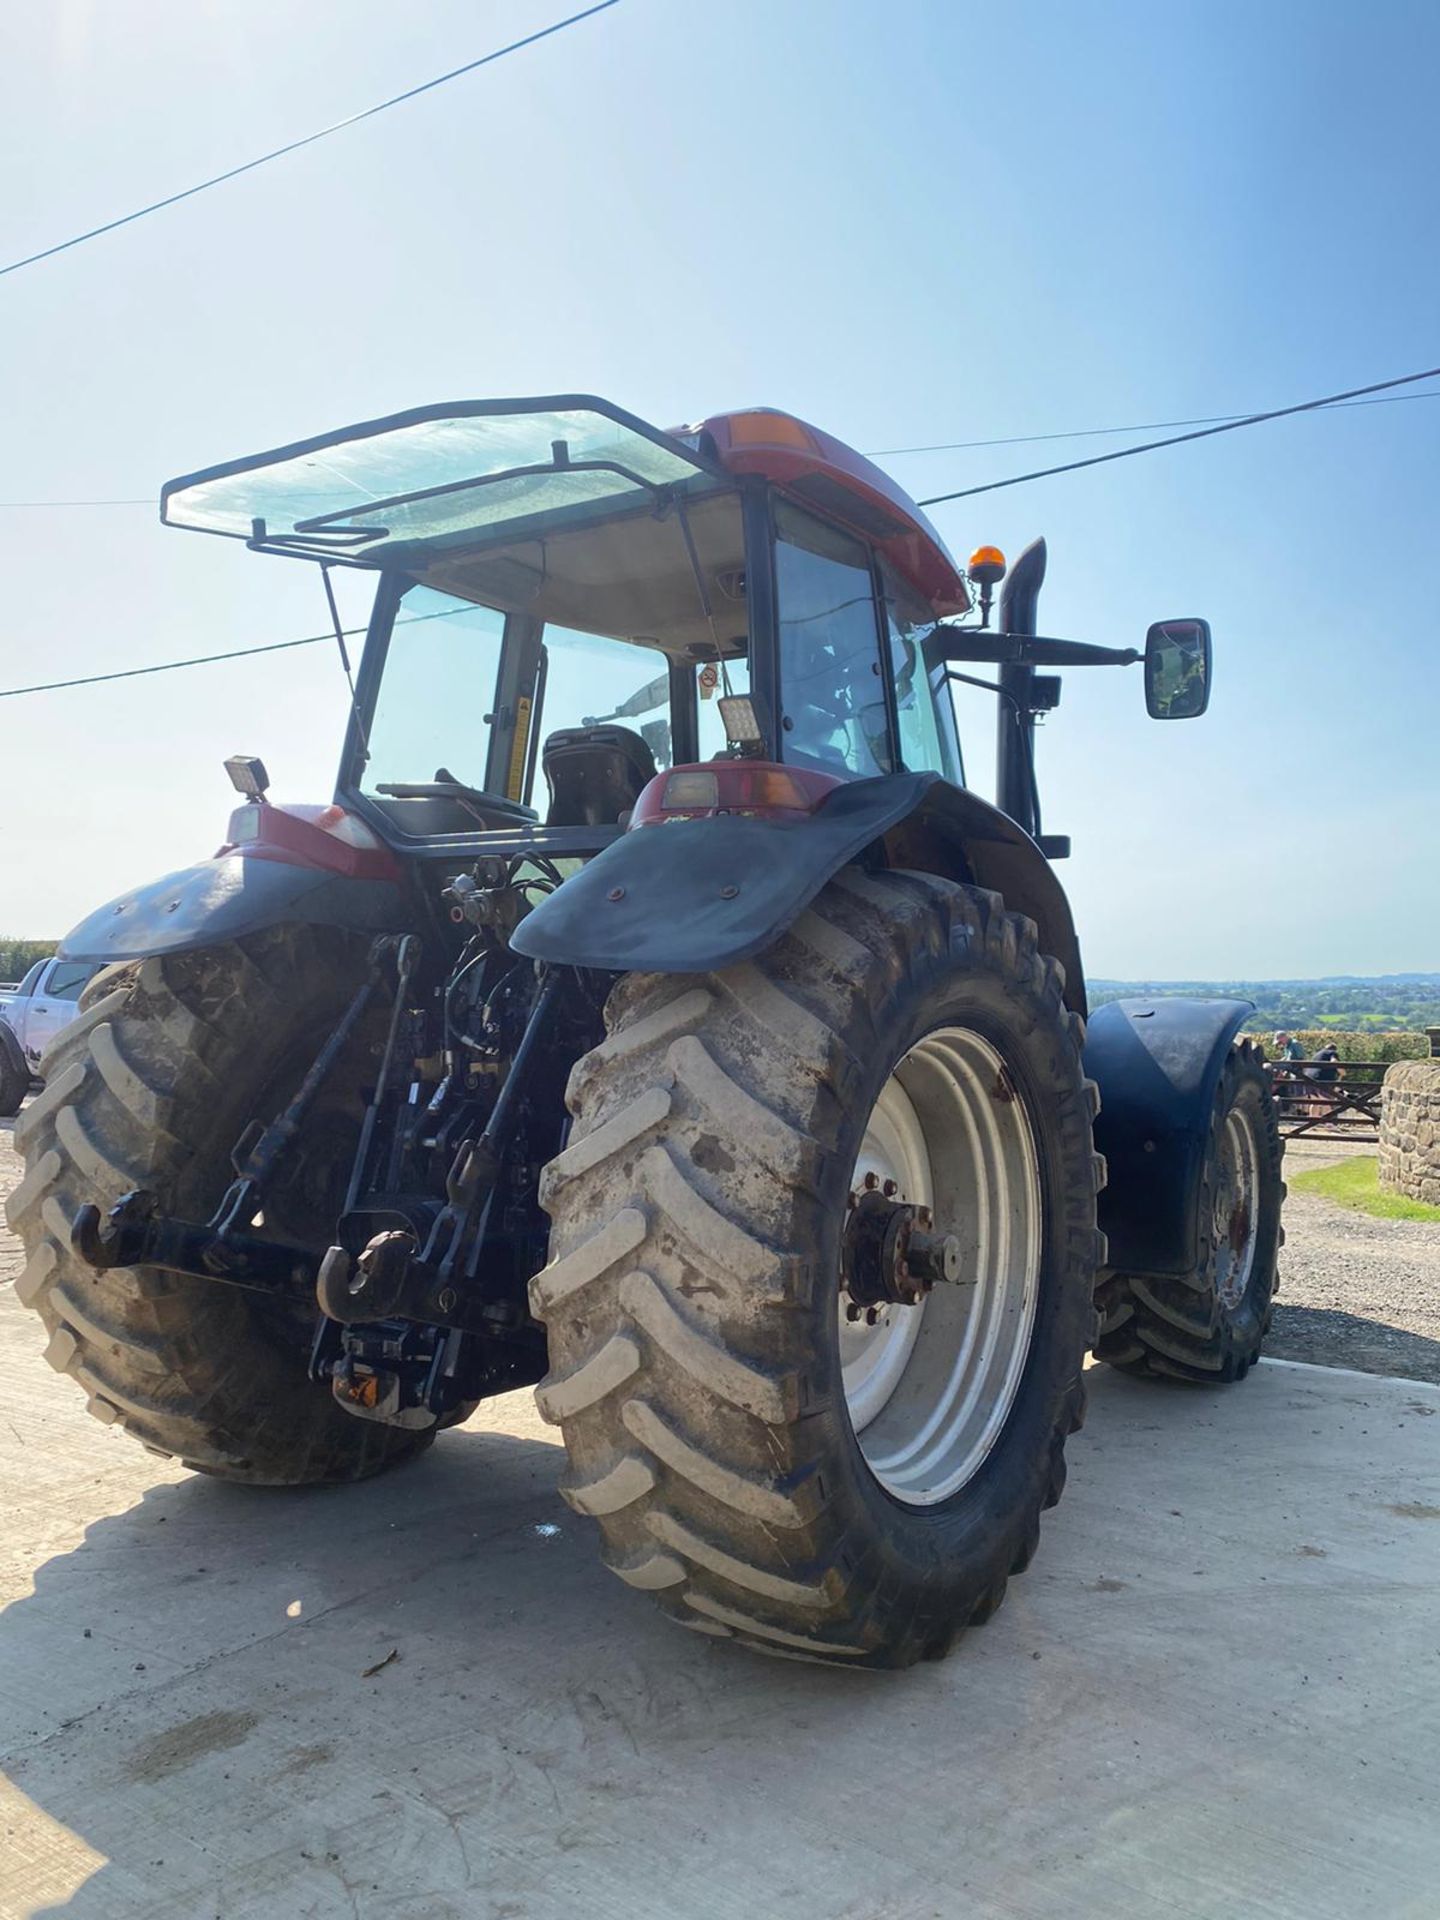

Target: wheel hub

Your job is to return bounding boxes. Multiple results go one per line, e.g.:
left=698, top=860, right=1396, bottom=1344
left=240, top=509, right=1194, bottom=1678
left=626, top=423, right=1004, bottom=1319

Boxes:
left=1213, top=1104, right=1260, bottom=1310
left=842, top=1178, right=964, bottom=1310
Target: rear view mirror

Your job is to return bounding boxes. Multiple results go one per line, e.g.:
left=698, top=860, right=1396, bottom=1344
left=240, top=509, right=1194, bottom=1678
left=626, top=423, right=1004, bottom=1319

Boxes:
left=1145, top=619, right=1212, bottom=720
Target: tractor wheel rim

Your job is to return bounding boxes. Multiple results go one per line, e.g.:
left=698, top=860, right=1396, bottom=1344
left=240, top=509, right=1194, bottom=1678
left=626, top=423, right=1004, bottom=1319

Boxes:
left=840, top=1027, right=1042, bottom=1508
left=1214, top=1105, right=1260, bottom=1311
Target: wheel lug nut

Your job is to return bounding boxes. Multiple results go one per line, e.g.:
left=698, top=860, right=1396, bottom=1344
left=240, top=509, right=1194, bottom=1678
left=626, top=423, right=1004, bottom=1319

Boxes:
left=863, top=1171, right=878, bottom=1190
left=845, top=1302, right=861, bottom=1322
left=865, top=1307, right=879, bottom=1326
left=882, top=1179, right=897, bottom=1197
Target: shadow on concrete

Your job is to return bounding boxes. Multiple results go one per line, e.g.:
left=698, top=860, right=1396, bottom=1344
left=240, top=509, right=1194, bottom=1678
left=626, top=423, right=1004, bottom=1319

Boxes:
left=1268, top=1302, right=1440, bottom=1385
left=6, top=1361, right=1440, bottom=1920
left=3, top=1420, right=548, bottom=1914
left=0, top=1413, right=872, bottom=1918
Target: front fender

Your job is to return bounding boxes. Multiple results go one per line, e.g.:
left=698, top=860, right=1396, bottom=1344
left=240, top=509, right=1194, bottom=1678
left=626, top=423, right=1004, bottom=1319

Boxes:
left=59, top=854, right=408, bottom=964
left=510, top=773, right=937, bottom=975
left=1084, top=997, right=1252, bottom=1277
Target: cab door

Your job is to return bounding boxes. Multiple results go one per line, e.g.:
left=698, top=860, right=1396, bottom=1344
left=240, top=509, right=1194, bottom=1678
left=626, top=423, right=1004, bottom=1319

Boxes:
left=881, top=561, right=964, bottom=785
left=772, top=501, right=895, bottom=779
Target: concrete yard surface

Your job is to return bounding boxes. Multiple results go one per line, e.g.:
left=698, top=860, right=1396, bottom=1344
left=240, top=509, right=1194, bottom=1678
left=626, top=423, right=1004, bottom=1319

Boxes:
left=1, top=1287, right=1437, bottom=1920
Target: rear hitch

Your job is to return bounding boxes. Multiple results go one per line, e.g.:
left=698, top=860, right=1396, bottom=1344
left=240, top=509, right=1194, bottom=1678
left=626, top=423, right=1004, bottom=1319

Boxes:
left=71, top=1186, right=320, bottom=1297
left=316, top=965, right=562, bottom=1336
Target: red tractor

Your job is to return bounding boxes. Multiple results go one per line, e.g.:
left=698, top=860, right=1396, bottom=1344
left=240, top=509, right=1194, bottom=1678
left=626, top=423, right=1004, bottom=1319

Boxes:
left=8, top=397, right=1282, bottom=1667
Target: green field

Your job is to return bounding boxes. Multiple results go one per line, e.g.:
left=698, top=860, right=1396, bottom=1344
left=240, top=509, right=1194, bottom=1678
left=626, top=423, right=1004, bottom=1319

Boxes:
left=1288, top=1156, right=1440, bottom=1223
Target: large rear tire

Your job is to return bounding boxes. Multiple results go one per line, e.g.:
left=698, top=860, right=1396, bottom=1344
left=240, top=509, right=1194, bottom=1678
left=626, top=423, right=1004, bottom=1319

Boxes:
left=5, top=927, right=431, bottom=1484
left=533, top=870, right=1104, bottom=1667
left=1093, top=1039, right=1283, bottom=1382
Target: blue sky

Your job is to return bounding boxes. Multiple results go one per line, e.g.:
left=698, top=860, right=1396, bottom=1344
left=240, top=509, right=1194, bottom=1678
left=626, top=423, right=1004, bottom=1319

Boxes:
left=1, top=0, right=1435, bottom=976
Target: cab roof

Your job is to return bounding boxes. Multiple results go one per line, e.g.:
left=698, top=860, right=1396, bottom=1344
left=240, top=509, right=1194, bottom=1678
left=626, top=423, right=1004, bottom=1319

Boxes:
left=687, top=407, right=969, bottom=616
left=161, top=393, right=968, bottom=616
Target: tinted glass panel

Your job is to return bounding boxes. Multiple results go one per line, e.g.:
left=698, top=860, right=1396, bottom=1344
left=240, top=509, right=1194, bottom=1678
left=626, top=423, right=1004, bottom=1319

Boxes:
left=361, top=585, right=506, bottom=799
left=534, top=628, right=674, bottom=784
left=776, top=502, right=890, bottom=778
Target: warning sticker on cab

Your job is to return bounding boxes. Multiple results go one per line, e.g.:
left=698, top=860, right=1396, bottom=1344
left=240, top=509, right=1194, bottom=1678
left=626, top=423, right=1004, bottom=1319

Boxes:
left=506, top=694, right=533, bottom=800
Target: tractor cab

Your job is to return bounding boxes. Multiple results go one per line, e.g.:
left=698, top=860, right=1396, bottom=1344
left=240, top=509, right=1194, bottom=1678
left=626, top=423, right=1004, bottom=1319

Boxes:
left=162, top=396, right=973, bottom=853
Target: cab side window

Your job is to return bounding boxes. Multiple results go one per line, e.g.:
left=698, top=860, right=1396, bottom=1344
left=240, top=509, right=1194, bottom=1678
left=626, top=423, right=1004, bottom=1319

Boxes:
left=883, top=564, right=963, bottom=785
left=775, top=502, right=891, bottom=779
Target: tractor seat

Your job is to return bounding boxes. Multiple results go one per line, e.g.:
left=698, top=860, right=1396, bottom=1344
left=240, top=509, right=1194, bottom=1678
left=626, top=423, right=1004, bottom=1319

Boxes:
left=541, top=724, right=658, bottom=827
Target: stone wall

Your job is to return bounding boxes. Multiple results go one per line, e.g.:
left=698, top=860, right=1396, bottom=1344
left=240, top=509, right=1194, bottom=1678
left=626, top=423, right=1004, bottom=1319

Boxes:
left=1378, top=1060, right=1440, bottom=1204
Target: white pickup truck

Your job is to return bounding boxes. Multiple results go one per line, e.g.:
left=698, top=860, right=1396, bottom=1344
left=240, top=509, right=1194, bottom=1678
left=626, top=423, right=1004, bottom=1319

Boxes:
left=0, top=956, right=100, bottom=1116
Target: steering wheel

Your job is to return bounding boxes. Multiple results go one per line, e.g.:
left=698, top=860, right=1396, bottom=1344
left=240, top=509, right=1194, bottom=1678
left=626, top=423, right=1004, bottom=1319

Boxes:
left=374, top=779, right=538, bottom=825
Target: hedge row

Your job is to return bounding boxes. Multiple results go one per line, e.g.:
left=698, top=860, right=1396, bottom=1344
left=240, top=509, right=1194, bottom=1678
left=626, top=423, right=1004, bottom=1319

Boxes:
left=1242, top=1029, right=1429, bottom=1064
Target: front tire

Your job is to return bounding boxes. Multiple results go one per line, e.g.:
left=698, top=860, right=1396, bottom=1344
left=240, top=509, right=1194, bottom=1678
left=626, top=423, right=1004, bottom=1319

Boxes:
left=1094, top=1040, right=1283, bottom=1382
left=0, top=1027, right=28, bottom=1118
left=5, top=928, right=431, bottom=1484
left=533, top=870, right=1104, bottom=1667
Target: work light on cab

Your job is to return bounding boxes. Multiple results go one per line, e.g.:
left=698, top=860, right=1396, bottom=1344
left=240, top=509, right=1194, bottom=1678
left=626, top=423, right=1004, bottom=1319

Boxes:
left=219, top=765, right=399, bottom=881
left=628, top=760, right=841, bottom=827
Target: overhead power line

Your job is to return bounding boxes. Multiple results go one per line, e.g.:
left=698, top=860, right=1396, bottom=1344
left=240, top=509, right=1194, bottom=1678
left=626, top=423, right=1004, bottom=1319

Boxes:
left=0, top=603, right=472, bottom=699
left=870, top=387, right=1440, bottom=458
left=5, top=361, right=1438, bottom=697
left=5, top=374, right=1439, bottom=512
left=0, top=1, right=620, bottom=280
left=0, top=629, right=345, bottom=698
left=916, top=364, right=1440, bottom=507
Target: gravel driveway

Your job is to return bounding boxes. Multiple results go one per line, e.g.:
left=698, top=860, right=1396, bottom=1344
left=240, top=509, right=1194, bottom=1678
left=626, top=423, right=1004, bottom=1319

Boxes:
left=1267, top=1136, right=1440, bottom=1383
left=4, top=1113, right=1438, bottom=1383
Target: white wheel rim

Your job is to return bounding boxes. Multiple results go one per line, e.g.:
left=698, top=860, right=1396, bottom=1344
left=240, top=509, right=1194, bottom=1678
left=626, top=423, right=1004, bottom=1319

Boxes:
left=1214, top=1105, right=1259, bottom=1310
left=840, top=1027, right=1042, bottom=1508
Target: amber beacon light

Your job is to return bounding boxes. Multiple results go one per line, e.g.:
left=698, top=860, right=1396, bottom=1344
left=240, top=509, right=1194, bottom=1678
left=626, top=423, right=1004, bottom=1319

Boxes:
left=967, top=544, right=1007, bottom=624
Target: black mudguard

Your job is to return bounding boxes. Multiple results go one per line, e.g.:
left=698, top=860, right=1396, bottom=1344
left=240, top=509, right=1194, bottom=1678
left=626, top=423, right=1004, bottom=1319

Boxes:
left=1084, top=997, right=1252, bottom=1277
left=58, top=855, right=408, bottom=964
left=511, top=770, right=1086, bottom=1011
left=511, top=773, right=935, bottom=974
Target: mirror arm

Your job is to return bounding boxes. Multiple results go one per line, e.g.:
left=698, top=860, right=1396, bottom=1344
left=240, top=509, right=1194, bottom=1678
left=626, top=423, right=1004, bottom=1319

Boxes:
left=938, top=628, right=1140, bottom=668
left=1027, top=639, right=1140, bottom=667
left=942, top=667, right=1007, bottom=699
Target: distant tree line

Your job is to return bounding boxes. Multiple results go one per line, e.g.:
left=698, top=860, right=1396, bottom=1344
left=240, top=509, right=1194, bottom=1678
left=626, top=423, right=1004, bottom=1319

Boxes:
left=1090, top=978, right=1440, bottom=1034
left=0, top=937, right=57, bottom=984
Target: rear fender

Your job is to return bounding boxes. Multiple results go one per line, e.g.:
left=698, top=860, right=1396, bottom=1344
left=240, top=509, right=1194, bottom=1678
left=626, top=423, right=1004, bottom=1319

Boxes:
left=59, top=855, right=408, bottom=964
left=510, top=770, right=1087, bottom=1014
left=1084, top=998, right=1252, bottom=1276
